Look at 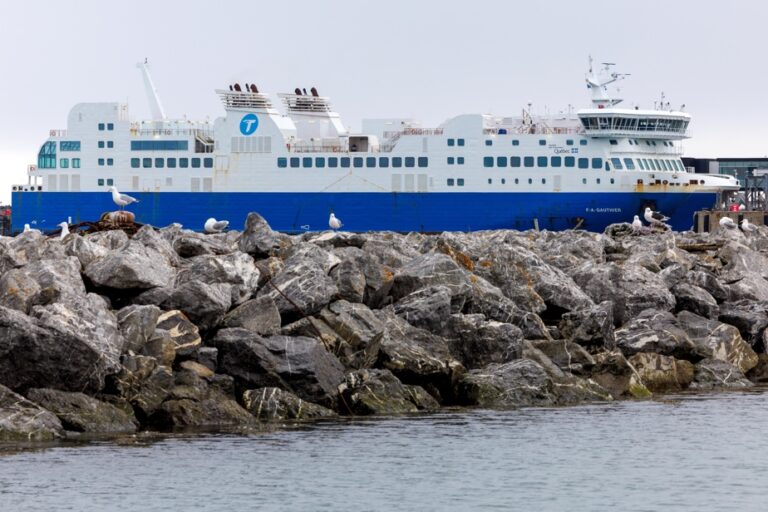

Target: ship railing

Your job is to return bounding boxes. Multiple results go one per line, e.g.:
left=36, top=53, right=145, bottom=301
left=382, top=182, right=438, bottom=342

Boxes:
left=129, top=126, right=214, bottom=137
left=582, top=128, right=689, bottom=139
left=484, top=126, right=585, bottom=135
left=48, top=129, right=67, bottom=138
left=288, top=144, right=348, bottom=153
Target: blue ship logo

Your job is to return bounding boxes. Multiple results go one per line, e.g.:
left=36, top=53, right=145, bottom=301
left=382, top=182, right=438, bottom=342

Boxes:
left=240, top=114, right=259, bottom=136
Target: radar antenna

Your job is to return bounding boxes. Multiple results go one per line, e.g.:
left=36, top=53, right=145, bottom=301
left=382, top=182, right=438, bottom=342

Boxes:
left=136, top=59, right=167, bottom=121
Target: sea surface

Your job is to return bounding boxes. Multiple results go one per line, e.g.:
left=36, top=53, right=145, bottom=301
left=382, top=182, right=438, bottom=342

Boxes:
left=2, top=389, right=767, bottom=511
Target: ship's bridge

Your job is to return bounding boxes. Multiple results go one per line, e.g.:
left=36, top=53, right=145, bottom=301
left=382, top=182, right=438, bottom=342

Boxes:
left=577, top=108, right=690, bottom=139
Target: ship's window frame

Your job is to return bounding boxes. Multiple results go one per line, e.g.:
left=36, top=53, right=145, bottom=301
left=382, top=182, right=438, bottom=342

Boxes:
left=59, top=158, right=69, bottom=168
left=379, top=157, right=389, bottom=168
left=623, top=158, right=635, bottom=170
left=457, top=156, right=465, bottom=164
left=528, top=178, right=533, bottom=184
left=107, top=141, right=114, bottom=148
left=512, top=140, right=520, bottom=146
left=303, top=157, right=312, bottom=168
left=514, top=178, right=519, bottom=184
left=107, top=158, right=114, bottom=166
left=277, top=157, right=287, bottom=168
left=392, top=157, right=402, bottom=168
left=155, top=158, right=164, bottom=168
left=597, top=178, right=601, bottom=184
left=611, top=158, right=623, bottom=170
left=580, top=139, right=588, bottom=146
left=203, top=158, right=213, bottom=168
left=107, top=178, right=114, bottom=186
left=457, top=178, right=465, bottom=186
left=98, top=158, right=105, bottom=166
left=447, top=178, right=455, bottom=186
left=457, top=139, right=465, bottom=147
left=180, top=158, right=189, bottom=168
left=191, top=158, right=201, bottom=168
left=98, top=178, right=104, bottom=186
left=418, top=157, right=428, bottom=168
left=539, top=140, right=546, bottom=146
left=638, top=159, right=645, bottom=170
left=542, top=178, right=546, bottom=184
left=551, top=156, right=562, bottom=167
left=485, top=140, right=492, bottom=146
left=341, top=157, right=351, bottom=168
left=353, top=157, right=364, bottom=168
left=609, top=139, right=618, bottom=145
left=496, top=156, right=508, bottom=168
left=582, top=178, right=587, bottom=184
left=564, top=156, right=575, bottom=167
left=537, top=156, right=548, bottom=167
left=488, top=178, right=492, bottom=184
left=107, top=123, right=114, bottom=131
left=98, top=123, right=105, bottom=131
left=167, top=158, right=177, bottom=168
left=447, top=138, right=455, bottom=147
left=60, top=141, right=80, bottom=152
left=483, top=157, right=494, bottom=168
left=315, top=157, right=326, bottom=168
left=501, top=178, right=506, bottom=184
left=511, top=156, right=521, bottom=167
left=447, top=156, right=455, bottom=165
left=290, top=157, right=300, bottom=168
left=578, top=158, right=589, bottom=169
left=328, top=157, right=339, bottom=168
left=72, top=158, right=80, bottom=168
left=405, top=157, right=416, bottom=168
left=524, top=156, right=534, bottom=168
left=566, top=139, right=574, bottom=146
left=143, top=158, right=152, bottom=168
left=366, top=157, right=376, bottom=168
left=591, top=158, right=603, bottom=169
left=98, top=141, right=105, bottom=149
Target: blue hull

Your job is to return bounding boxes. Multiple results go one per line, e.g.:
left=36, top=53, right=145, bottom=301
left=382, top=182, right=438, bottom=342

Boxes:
left=11, top=191, right=717, bottom=233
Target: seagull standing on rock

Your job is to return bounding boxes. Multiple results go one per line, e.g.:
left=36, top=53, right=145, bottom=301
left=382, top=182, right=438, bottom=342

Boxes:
left=23, top=224, right=40, bottom=233
left=632, top=215, right=643, bottom=232
left=644, top=207, right=670, bottom=227
left=57, top=222, right=70, bottom=240
left=108, top=186, right=139, bottom=210
left=740, top=218, right=758, bottom=233
left=204, top=217, right=229, bottom=233
left=329, top=213, right=343, bottom=231
left=719, top=217, right=737, bottom=229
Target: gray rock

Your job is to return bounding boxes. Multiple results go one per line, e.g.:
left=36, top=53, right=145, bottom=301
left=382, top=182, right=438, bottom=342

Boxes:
left=0, top=384, right=63, bottom=441
left=718, top=300, right=768, bottom=350
left=158, top=280, right=232, bottom=330
left=0, top=257, right=86, bottom=314
left=571, top=262, right=676, bottom=326
left=330, top=257, right=366, bottom=304
left=85, top=240, right=175, bottom=290
left=686, top=269, right=729, bottom=302
left=220, top=295, right=281, bottom=336
left=254, top=256, right=285, bottom=287
left=26, top=388, right=137, bottom=433
left=117, top=304, right=161, bottom=354
left=141, top=329, right=176, bottom=367
left=213, top=329, right=345, bottom=408
left=155, top=310, right=202, bottom=357
left=172, top=232, right=233, bottom=258
left=676, top=311, right=759, bottom=374
left=176, top=252, right=260, bottom=306
left=238, top=212, right=291, bottom=257
left=627, top=353, right=694, bottom=393
left=256, top=258, right=337, bottom=321
left=317, top=300, right=384, bottom=369
left=0, top=268, right=41, bottom=313
left=338, top=369, right=439, bottom=415
left=690, top=358, right=753, bottom=389
left=442, top=314, right=524, bottom=369
left=242, top=387, right=336, bottom=421
left=112, top=355, right=174, bottom=420
left=85, top=229, right=129, bottom=250
left=391, top=252, right=471, bottom=312
left=283, top=243, right=341, bottom=275
left=559, top=301, right=616, bottom=350
left=530, top=339, right=595, bottom=375
left=188, top=347, right=218, bottom=372
left=672, top=283, right=719, bottom=319
left=615, top=309, right=701, bottom=360
left=393, top=285, right=452, bottom=332
left=590, top=351, right=651, bottom=398
left=132, top=226, right=181, bottom=267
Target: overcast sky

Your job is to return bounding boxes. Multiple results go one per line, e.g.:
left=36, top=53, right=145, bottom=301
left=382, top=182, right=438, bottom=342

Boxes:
left=1, top=0, right=766, bottom=204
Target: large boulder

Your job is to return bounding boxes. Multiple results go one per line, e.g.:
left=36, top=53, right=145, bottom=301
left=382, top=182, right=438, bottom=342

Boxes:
left=718, top=300, right=768, bottom=350
left=117, top=304, right=161, bottom=354
left=0, top=257, right=86, bottom=314
left=626, top=353, right=694, bottom=393
left=25, top=388, right=137, bottom=433
left=172, top=231, right=233, bottom=258
left=614, top=309, right=701, bottom=361
left=530, top=339, right=595, bottom=375
left=213, top=329, right=345, bottom=408
left=111, top=354, right=174, bottom=420
left=338, top=369, right=439, bottom=415
left=559, top=301, right=616, bottom=350
left=442, top=314, right=524, bottom=369
left=256, top=256, right=337, bottom=322
left=391, top=252, right=471, bottom=312
left=671, top=283, right=719, bottom=319
left=85, top=240, right=175, bottom=290
left=238, top=212, right=291, bottom=257
left=316, top=300, right=384, bottom=369
left=220, top=296, right=281, bottom=336
left=571, top=262, right=676, bottom=326
left=175, top=252, right=260, bottom=306
left=329, top=256, right=366, bottom=304
left=393, top=285, right=453, bottom=332
left=590, top=351, right=651, bottom=398
left=155, top=310, right=201, bottom=357
left=690, top=358, right=753, bottom=389
left=242, top=387, right=336, bottom=422
left=676, top=311, right=759, bottom=374
left=0, top=384, right=63, bottom=441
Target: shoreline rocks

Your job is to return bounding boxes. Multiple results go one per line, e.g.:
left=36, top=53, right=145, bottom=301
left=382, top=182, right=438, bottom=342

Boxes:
left=3, top=213, right=768, bottom=442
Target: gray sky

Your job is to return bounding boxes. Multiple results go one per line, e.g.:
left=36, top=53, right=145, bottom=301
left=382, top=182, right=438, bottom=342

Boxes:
left=1, top=0, right=766, bottom=204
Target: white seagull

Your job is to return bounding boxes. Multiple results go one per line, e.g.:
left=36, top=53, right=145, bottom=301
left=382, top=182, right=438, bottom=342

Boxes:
left=57, top=221, right=70, bottom=240
left=108, top=186, right=139, bottom=210
left=631, top=215, right=643, bottom=232
left=738, top=203, right=746, bottom=211
left=23, top=223, right=40, bottom=233
left=719, top=217, right=737, bottom=229
left=204, top=217, right=229, bottom=233
left=644, top=207, right=670, bottom=226
left=740, top=218, right=758, bottom=233
left=329, top=213, right=343, bottom=231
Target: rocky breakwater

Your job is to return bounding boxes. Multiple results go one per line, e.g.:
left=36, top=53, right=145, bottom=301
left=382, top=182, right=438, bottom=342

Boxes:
left=2, top=214, right=767, bottom=441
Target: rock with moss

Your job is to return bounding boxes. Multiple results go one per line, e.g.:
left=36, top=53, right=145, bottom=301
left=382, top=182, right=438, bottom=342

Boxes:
left=338, top=369, right=439, bottom=415
left=690, top=358, right=753, bottom=389
left=627, top=353, right=694, bottom=393
left=0, top=384, right=63, bottom=441
left=590, top=350, right=651, bottom=398
left=25, top=388, right=137, bottom=433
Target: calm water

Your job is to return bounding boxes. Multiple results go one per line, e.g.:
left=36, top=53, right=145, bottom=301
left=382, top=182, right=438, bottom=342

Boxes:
left=2, top=390, right=767, bottom=511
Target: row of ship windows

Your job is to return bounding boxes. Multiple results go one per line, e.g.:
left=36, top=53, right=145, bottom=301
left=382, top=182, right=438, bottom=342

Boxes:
left=57, top=158, right=81, bottom=169
left=130, top=157, right=213, bottom=169
left=98, top=141, right=114, bottom=149
left=277, top=156, right=429, bottom=169
left=97, top=123, right=115, bottom=131
left=482, top=156, right=685, bottom=172
left=483, top=139, right=589, bottom=147
left=447, top=177, right=618, bottom=186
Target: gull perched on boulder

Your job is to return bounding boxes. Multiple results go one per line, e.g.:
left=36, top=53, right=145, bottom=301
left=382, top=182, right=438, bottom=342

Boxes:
left=204, top=217, right=229, bottom=234
left=644, top=207, right=669, bottom=227
left=57, top=222, right=70, bottom=240
left=719, top=217, right=737, bottom=229
left=23, top=223, right=40, bottom=233
left=740, top=218, right=758, bottom=233
left=329, top=213, right=343, bottom=231
left=631, top=215, right=643, bottom=232
left=108, top=186, right=139, bottom=210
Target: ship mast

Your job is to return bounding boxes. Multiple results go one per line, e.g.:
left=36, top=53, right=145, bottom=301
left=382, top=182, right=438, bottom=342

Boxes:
left=585, top=56, right=629, bottom=108
left=137, top=58, right=167, bottom=121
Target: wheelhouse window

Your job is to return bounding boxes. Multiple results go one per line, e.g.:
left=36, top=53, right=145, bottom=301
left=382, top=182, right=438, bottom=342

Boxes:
left=623, top=158, right=635, bottom=170
left=611, top=158, right=623, bottom=170
left=341, top=157, right=351, bottom=168
left=168, top=158, right=177, bottom=168
left=180, top=158, right=189, bottom=168
left=328, top=157, right=339, bottom=168
left=37, top=141, right=57, bottom=169
left=353, top=157, right=363, bottom=168
left=143, top=158, right=152, bottom=168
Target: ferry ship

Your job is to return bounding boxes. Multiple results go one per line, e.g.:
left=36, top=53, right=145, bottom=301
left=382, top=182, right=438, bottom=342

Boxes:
left=11, top=60, right=739, bottom=233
